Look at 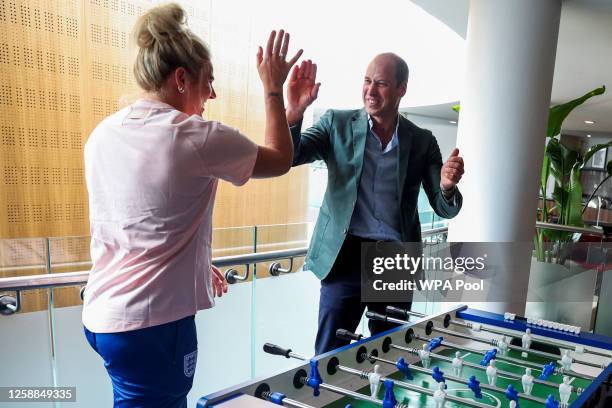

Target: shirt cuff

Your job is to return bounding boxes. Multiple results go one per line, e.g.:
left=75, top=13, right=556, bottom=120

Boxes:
left=441, top=185, right=457, bottom=206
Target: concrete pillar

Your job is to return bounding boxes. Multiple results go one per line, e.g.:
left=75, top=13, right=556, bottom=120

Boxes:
left=448, top=0, right=562, bottom=314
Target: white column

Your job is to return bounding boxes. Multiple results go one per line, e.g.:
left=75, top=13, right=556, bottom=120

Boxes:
left=448, top=0, right=562, bottom=314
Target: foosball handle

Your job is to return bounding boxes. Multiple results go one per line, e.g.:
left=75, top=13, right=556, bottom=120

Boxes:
left=263, top=343, right=292, bottom=358
left=385, top=305, right=409, bottom=319
left=366, top=311, right=388, bottom=322
left=336, top=329, right=363, bottom=342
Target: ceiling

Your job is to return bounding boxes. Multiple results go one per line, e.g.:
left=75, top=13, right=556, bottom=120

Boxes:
left=409, top=0, right=612, bottom=138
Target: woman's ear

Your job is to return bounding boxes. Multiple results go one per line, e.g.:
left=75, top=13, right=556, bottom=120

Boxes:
left=174, top=67, right=187, bottom=93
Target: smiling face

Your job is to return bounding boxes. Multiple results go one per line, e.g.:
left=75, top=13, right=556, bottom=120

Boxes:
left=362, top=54, right=407, bottom=120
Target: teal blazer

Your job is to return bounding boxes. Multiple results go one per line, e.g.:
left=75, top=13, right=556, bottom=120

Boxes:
left=291, top=109, right=462, bottom=279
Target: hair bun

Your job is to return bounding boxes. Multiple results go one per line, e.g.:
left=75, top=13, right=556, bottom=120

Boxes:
left=132, top=3, right=210, bottom=92
left=135, top=3, right=187, bottom=49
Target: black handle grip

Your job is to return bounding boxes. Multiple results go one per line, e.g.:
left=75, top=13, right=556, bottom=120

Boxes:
left=336, top=329, right=363, bottom=341
left=365, top=311, right=388, bottom=322
left=263, top=343, right=292, bottom=358
left=386, top=305, right=408, bottom=319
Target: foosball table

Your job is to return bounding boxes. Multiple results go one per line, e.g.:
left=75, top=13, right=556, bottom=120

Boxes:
left=197, top=305, right=612, bottom=407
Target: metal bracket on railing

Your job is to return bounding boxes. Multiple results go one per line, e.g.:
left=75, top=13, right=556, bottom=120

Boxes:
left=0, top=291, right=21, bottom=315
left=269, top=258, right=294, bottom=276
left=225, top=264, right=250, bottom=284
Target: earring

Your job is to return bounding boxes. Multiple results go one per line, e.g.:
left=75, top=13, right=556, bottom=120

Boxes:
left=178, top=86, right=185, bottom=94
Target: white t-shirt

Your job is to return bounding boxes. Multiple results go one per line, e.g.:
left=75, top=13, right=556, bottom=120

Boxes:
left=82, top=99, right=258, bottom=333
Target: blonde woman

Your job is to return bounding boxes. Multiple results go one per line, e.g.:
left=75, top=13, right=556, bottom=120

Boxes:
left=82, top=3, right=314, bottom=406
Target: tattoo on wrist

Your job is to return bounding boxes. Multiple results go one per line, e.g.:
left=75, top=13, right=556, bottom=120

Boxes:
left=267, top=92, right=282, bottom=98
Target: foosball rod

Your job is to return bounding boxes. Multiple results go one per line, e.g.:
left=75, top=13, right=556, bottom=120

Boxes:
left=367, top=312, right=596, bottom=380
left=380, top=341, right=568, bottom=393
left=388, top=306, right=612, bottom=359
left=264, top=344, right=486, bottom=408
left=432, top=324, right=605, bottom=370
left=411, top=332, right=595, bottom=383
left=367, top=312, right=547, bottom=370
left=261, top=391, right=316, bottom=408
left=335, top=365, right=494, bottom=408
left=386, top=307, right=605, bottom=369
left=336, top=330, right=573, bottom=395
left=262, top=346, right=391, bottom=407
left=369, top=353, right=547, bottom=405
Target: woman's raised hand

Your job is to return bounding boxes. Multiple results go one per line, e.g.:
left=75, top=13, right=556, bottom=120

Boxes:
left=256, top=30, right=303, bottom=94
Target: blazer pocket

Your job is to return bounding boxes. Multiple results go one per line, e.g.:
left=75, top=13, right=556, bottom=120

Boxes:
left=309, top=211, right=331, bottom=260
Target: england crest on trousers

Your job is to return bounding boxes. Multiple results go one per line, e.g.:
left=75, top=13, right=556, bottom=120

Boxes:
left=184, top=350, right=198, bottom=377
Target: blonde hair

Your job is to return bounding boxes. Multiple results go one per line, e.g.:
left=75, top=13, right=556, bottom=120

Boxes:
left=132, top=3, right=211, bottom=92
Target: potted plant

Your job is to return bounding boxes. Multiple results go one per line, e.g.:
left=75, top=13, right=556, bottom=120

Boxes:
left=535, top=86, right=611, bottom=262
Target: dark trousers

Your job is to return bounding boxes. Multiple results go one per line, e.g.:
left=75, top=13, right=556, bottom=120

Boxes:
left=84, top=316, right=197, bottom=408
left=314, top=234, right=411, bottom=355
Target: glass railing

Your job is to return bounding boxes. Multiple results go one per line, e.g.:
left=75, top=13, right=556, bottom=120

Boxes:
left=0, top=224, right=314, bottom=407
left=7, top=223, right=608, bottom=406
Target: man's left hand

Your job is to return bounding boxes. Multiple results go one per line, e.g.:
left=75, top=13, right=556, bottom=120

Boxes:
left=441, top=148, right=464, bottom=190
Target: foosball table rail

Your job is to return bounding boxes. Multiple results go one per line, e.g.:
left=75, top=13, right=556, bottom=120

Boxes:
left=197, top=305, right=612, bottom=408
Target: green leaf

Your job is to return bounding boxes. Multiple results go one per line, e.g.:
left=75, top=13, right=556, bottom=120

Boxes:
left=547, top=86, right=605, bottom=137
left=452, top=104, right=460, bottom=113
left=546, top=138, right=579, bottom=181
left=541, top=149, right=550, bottom=190
left=552, top=184, right=569, bottom=224
left=566, top=163, right=584, bottom=227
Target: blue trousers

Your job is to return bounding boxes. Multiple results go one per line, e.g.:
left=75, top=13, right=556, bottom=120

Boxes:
left=315, top=235, right=411, bottom=355
left=84, top=316, right=197, bottom=408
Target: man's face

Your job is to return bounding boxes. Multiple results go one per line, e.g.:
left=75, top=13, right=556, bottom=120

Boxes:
left=362, top=56, right=406, bottom=118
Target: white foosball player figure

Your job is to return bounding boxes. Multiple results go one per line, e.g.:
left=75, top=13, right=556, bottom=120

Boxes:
left=521, top=367, right=534, bottom=395
left=419, top=343, right=431, bottom=368
left=521, top=328, right=532, bottom=357
left=559, top=376, right=572, bottom=406
left=433, top=381, right=447, bottom=408
left=498, top=336, right=510, bottom=356
left=368, top=364, right=382, bottom=398
left=561, top=349, right=573, bottom=372
left=486, top=360, right=497, bottom=386
left=451, top=351, right=464, bottom=376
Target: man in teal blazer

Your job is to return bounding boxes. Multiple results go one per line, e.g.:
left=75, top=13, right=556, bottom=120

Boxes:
left=286, top=53, right=464, bottom=354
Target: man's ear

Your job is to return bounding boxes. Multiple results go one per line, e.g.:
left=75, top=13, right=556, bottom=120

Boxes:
left=398, top=81, right=407, bottom=97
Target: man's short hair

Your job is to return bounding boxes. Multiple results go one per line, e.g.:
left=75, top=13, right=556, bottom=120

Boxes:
left=393, top=54, right=409, bottom=86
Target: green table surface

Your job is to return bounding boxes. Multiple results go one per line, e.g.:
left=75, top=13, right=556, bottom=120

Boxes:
left=324, top=347, right=591, bottom=407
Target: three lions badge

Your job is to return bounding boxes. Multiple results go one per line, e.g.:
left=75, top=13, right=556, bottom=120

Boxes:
left=184, top=350, right=197, bottom=378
